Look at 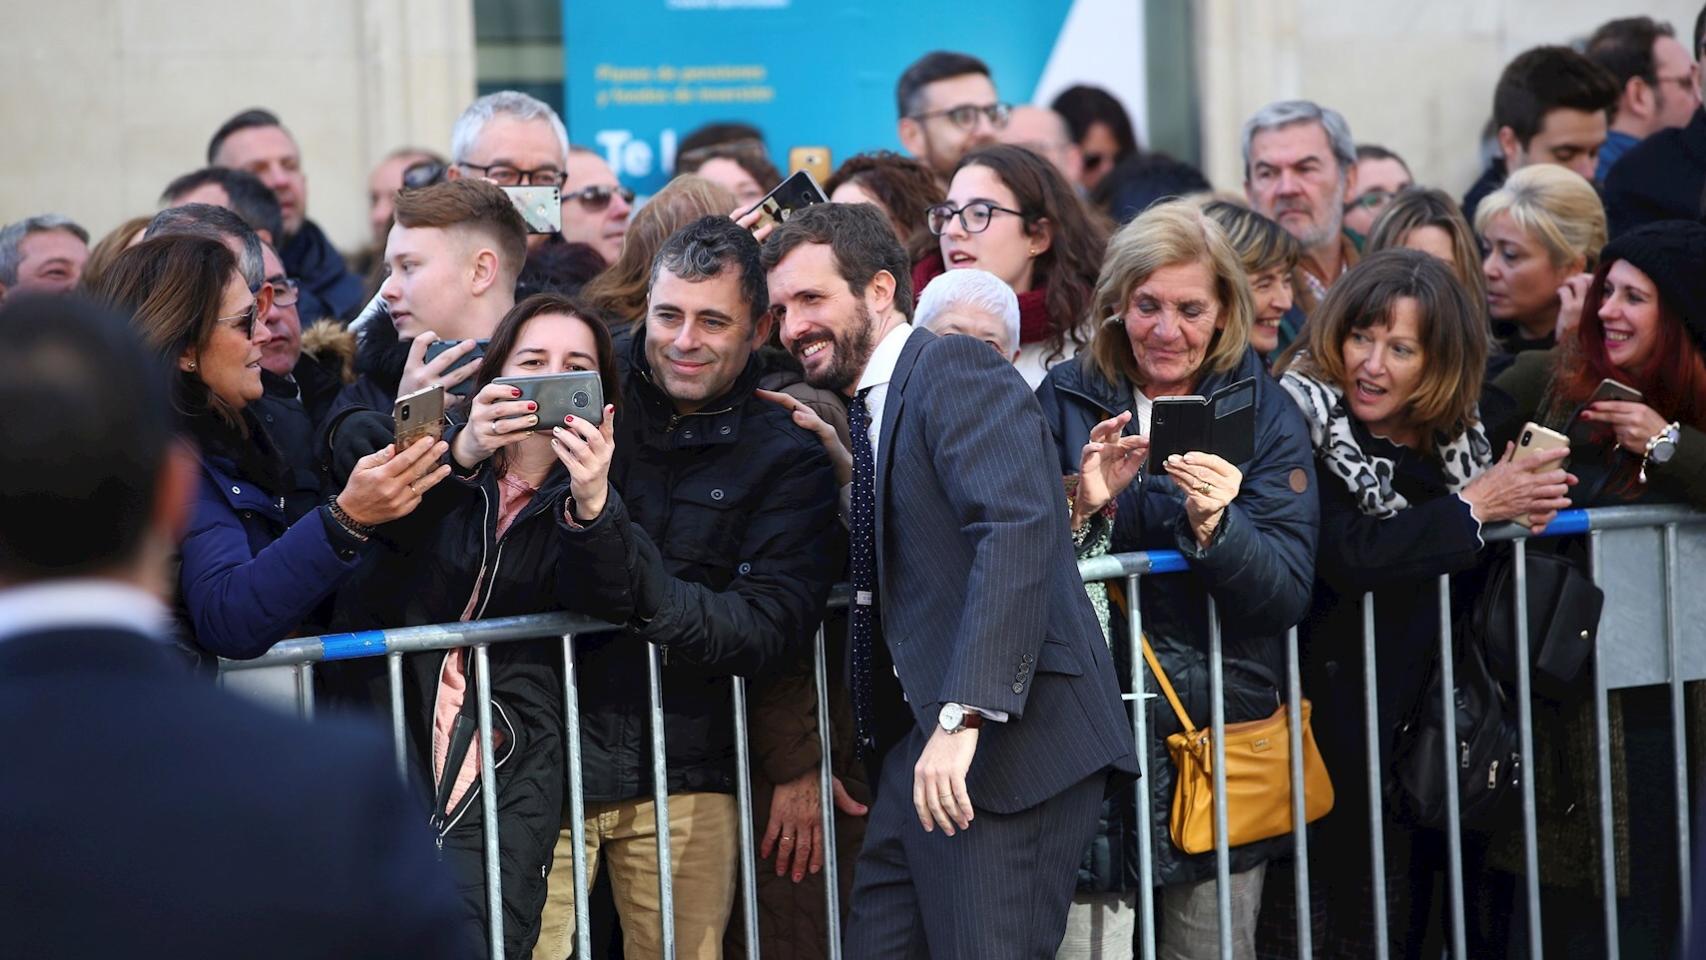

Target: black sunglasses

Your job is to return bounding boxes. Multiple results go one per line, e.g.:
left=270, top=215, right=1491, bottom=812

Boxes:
left=564, top=184, right=635, bottom=212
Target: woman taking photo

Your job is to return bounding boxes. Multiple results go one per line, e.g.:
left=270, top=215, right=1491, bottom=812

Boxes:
left=1035, top=200, right=1319, bottom=958
left=1475, top=165, right=1605, bottom=355
left=917, top=143, right=1107, bottom=387
left=358, top=292, right=618, bottom=958
left=1201, top=200, right=1299, bottom=359
left=1274, top=249, right=1573, bottom=957
left=91, top=234, right=448, bottom=662
left=1488, top=221, right=1706, bottom=956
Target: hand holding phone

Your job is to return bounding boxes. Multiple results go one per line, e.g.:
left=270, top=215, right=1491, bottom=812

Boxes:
left=493, top=372, right=605, bottom=429
left=400, top=333, right=481, bottom=403
left=393, top=385, right=447, bottom=449
left=1462, top=430, right=1574, bottom=531
left=424, top=339, right=489, bottom=397
left=452, top=379, right=542, bottom=469
left=740, top=170, right=829, bottom=236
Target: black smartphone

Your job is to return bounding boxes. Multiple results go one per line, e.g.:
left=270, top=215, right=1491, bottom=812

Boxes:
left=741, top=169, right=828, bottom=233
left=1146, top=378, right=1258, bottom=475
left=424, top=339, right=488, bottom=397
left=492, top=371, right=604, bottom=429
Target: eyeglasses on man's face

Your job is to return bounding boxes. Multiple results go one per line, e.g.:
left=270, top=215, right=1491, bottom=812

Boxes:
left=456, top=161, right=570, bottom=188
left=912, top=102, right=1013, bottom=132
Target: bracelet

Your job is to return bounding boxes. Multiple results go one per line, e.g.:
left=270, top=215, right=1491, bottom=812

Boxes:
left=325, top=496, right=375, bottom=542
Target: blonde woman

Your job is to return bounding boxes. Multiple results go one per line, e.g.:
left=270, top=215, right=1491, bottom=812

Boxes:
left=1035, top=200, right=1319, bottom=960
left=1475, top=165, right=1607, bottom=354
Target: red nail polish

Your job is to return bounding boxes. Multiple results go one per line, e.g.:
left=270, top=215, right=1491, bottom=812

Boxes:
left=565, top=415, right=574, bottom=423
left=512, top=388, right=522, bottom=398
left=527, top=402, right=537, bottom=411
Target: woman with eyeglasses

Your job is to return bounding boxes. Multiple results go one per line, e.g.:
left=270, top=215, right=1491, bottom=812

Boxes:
left=90, top=234, right=452, bottom=664
left=914, top=143, right=1107, bottom=387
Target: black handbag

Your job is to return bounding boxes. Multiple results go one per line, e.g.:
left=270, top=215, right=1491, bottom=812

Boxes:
left=1477, top=549, right=1604, bottom=703
left=1389, top=634, right=1523, bottom=831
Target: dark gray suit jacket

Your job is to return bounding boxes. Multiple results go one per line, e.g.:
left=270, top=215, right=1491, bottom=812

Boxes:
left=873, top=327, right=1140, bottom=814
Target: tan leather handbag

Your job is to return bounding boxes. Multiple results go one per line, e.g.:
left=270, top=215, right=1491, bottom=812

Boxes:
left=1141, top=636, right=1334, bottom=855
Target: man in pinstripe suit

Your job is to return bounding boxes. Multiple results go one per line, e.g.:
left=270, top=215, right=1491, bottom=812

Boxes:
left=762, top=202, right=1139, bottom=958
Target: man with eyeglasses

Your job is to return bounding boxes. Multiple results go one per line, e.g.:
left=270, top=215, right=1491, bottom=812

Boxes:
left=447, top=90, right=599, bottom=258
left=1604, top=8, right=1706, bottom=237
left=896, top=51, right=1010, bottom=182
left=1587, top=16, right=1701, bottom=183
left=209, top=108, right=366, bottom=322
left=1342, top=144, right=1413, bottom=241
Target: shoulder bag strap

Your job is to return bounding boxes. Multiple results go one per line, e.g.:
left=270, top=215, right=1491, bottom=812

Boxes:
left=1140, top=633, right=1197, bottom=736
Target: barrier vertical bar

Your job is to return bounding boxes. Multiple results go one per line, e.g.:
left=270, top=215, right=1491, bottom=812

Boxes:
left=1206, top=595, right=1233, bottom=960
left=1284, top=625, right=1313, bottom=957
left=1435, top=575, right=1468, bottom=958
left=296, top=663, right=315, bottom=720
left=1665, top=524, right=1691, bottom=932
left=563, top=635, right=592, bottom=960
left=1511, top=540, right=1544, bottom=957
left=731, top=677, right=760, bottom=959
left=646, top=644, right=677, bottom=957
left=1589, top=530, right=1621, bottom=959
left=813, top=626, right=843, bottom=959
left=1361, top=593, right=1391, bottom=960
left=473, top=643, right=504, bottom=959
left=387, top=651, right=408, bottom=783
left=1128, top=573, right=1157, bottom=960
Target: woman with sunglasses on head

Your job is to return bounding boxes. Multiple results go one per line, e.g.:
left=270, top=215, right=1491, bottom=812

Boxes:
left=914, top=143, right=1107, bottom=387
left=90, top=234, right=451, bottom=664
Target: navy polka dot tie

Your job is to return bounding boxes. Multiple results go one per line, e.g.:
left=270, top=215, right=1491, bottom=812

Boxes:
left=847, top=387, right=878, bottom=757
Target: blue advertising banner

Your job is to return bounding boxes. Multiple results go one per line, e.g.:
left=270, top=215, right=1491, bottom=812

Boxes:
left=564, top=0, right=1143, bottom=193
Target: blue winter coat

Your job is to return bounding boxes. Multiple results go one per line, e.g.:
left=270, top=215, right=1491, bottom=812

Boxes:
left=178, top=450, right=369, bottom=661
left=1034, top=345, right=1320, bottom=888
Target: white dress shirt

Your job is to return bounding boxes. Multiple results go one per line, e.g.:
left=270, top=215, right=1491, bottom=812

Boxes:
left=0, top=578, right=172, bottom=645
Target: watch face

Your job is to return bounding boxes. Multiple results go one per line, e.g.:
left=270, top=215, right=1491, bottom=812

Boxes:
left=1652, top=439, right=1677, bottom=464
left=939, top=703, right=963, bottom=731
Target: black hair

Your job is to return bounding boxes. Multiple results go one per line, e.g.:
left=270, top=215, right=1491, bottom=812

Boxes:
left=1091, top=152, right=1212, bottom=224
left=676, top=122, right=766, bottom=166
left=207, top=108, right=286, bottom=165
left=1050, top=85, right=1139, bottom=160
left=0, top=294, right=173, bottom=579
left=1493, top=46, right=1620, bottom=147
left=1587, top=17, right=1677, bottom=120
left=160, top=167, right=285, bottom=244
left=516, top=240, right=609, bottom=300
left=650, top=215, right=769, bottom=329
left=761, top=202, right=914, bottom=319
left=895, top=51, right=991, bottom=118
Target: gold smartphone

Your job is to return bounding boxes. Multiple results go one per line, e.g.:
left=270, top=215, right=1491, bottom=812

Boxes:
left=1510, top=421, right=1570, bottom=526
left=788, top=146, right=832, bottom=184
left=393, top=384, right=446, bottom=449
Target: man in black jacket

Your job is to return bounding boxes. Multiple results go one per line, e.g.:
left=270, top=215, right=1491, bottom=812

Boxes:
left=1604, top=12, right=1706, bottom=236
left=0, top=293, right=469, bottom=960
left=209, top=108, right=365, bottom=321
left=535, top=215, right=839, bottom=958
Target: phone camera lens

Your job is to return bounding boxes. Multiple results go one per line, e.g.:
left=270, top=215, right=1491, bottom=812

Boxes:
left=401, top=404, right=411, bottom=418
left=1521, top=430, right=1532, bottom=445
left=573, top=391, right=590, bottom=407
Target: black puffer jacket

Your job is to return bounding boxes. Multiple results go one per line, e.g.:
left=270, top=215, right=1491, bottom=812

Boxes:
left=343, top=452, right=576, bottom=960
left=1035, top=346, right=1320, bottom=888
left=557, top=334, right=839, bottom=803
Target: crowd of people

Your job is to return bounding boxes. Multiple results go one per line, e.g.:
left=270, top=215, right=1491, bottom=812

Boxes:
left=5, top=9, right=1706, bottom=960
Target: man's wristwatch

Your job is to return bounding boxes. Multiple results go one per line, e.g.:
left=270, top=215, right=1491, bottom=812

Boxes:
left=1640, top=421, right=1681, bottom=484
left=938, top=702, right=984, bottom=734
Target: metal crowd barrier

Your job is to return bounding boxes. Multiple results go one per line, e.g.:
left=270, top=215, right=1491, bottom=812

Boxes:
left=220, top=504, right=1706, bottom=960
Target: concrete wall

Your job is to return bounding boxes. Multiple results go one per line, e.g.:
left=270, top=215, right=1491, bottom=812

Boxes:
left=0, top=0, right=476, bottom=253
left=1196, top=0, right=1703, bottom=197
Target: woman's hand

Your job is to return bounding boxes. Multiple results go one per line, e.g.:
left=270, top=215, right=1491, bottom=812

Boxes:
left=732, top=205, right=775, bottom=244
left=1579, top=400, right=1670, bottom=456
left=398, top=332, right=480, bottom=406
left=1164, top=452, right=1243, bottom=548
left=335, top=435, right=452, bottom=526
left=552, top=405, right=617, bottom=521
left=1074, top=411, right=1147, bottom=529
left=1554, top=273, right=1593, bottom=340
left=1459, top=442, right=1576, bottom=534
left=756, top=388, right=852, bottom=487
left=452, top=380, right=539, bottom=469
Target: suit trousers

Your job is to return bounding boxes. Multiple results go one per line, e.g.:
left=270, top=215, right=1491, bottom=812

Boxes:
left=844, top=725, right=1107, bottom=959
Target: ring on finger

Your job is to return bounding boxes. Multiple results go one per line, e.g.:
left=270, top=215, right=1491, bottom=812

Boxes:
left=1198, top=481, right=1212, bottom=495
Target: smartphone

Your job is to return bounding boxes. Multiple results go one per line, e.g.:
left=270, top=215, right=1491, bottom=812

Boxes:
left=1146, top=378, right=1258, bottom=475
left=423, top=339, right=488, bottom=397
left=394, top=384, right=447, bottom=449
left=1587, top=378, right=1642, bottom=405
left=492, top=371, right=604, bottom=429
left=788, top=146, right=833, bottom=184
left=741, top=169, right=828, bottom=233
left=502, top=185, right=562, bottom=234
left=1510, top=421, right=1571, bottom=526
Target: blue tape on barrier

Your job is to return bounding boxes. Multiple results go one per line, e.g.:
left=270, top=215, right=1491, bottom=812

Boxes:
left=1540, top=509, right=1591, bottom=537
left=319, top=631, right=389, bottom=661
left=1147, top=551, right=1190, bottom=575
